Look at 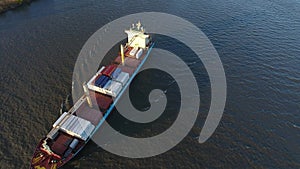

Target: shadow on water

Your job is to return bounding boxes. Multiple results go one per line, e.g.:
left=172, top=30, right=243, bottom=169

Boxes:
left=61, top=141, right=103, bottom=169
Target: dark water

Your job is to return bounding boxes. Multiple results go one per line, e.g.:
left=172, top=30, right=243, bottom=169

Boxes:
left=1, top=0, right=300, bottom=168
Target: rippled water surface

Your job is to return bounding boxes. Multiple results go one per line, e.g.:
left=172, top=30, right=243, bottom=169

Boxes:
left=0, top=0, right=299, bottom=168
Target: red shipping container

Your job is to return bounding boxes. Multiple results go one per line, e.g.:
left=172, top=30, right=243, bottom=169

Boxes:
left=102, top=64, right=117, bottom=77
left=51, top=133, right=72, bottom=155
left=89, top=91, right=113, bottom=111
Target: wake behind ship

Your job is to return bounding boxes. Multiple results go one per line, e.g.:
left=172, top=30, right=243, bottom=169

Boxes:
left=30, top=22, right=153, bottom=169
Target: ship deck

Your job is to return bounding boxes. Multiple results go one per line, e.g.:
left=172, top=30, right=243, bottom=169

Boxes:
left=30, top=40, right=154, bottom=169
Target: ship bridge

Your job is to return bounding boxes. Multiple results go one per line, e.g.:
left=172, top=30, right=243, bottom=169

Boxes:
left=125, top=21, right=150, bottom=49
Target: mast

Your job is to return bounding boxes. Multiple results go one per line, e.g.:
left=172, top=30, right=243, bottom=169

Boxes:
left=120, top=44, right=125, bottom=65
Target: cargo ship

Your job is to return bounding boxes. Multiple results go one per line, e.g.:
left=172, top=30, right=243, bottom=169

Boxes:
left=30, top=21, right=153, bottom=169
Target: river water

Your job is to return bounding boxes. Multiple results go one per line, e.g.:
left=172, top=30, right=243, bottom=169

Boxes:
left=0, top=0, right=299, bottom=168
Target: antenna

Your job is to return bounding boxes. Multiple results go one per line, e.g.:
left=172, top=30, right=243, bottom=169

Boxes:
left=136, top=21, right=141, bottom=30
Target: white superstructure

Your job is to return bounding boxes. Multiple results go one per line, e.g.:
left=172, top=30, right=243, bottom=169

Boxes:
left=125, top=21, right=150, bottom=49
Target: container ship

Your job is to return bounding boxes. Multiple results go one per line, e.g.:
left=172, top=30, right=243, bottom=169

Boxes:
left=30, top=21, right=153, bottom=169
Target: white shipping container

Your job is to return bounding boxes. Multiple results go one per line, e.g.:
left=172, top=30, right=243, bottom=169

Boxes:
left=60, top=115, right=95, bottom=141
left=129, top=46, right=138, bottom=56
left=114, top=72, right=129, bottom=86
left=135, top=48, right=143, bottom=59
left=109, top=81, right=123, bottom=97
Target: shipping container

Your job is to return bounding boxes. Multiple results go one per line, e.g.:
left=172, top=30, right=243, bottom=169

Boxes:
left=129, top=46, right=139, bottom=56
left=135, top=48, right=143, bottom=59
left=111, top=67, right=122, bottom=79
left=51, top=133, right=73, bottom=155
left=97, top=80, right=123, bottom=97
left=69, top=139, right=79, bottom=149
left=125, top=57, right=141, bottom=68
left=102, top=64, right=117, bottom=77
left=99, top=76, right=109, bottom=88
left=114, top=72, right=129, bottom=86
left=88, top=75, right=113, bottom=96
left=103, top=79, right=112, bottom=89
left=87, top=66, right=105, bottom=86
left=90, top=91, right=113, bottom=111
left=59, top=115, right=95, bottom=141
left=95, top=75, right=106, bottom=86
left=95, top=75, right=110, bottom=88
left=109, top=80, right=123, bottom=97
